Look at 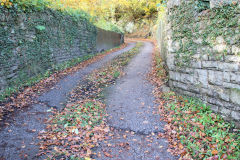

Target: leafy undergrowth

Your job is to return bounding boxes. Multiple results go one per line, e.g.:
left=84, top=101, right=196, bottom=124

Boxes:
left=38, top=42, right=143, bottom=159
left=150, top=43, right=240, bottom=160
left=0, top=44, right=127, bottom=123
left=161, top=93, right=239, bottom=160
left=38, top=100, right=109, bottom=159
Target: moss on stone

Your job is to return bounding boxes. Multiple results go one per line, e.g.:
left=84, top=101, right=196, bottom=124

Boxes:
left=169, top=0, right=240, bottom=66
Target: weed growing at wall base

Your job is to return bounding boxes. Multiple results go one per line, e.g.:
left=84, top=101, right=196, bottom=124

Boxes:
left=161, top=92, right=240, bottom=159
left=151, top=45, right=240, bottom=160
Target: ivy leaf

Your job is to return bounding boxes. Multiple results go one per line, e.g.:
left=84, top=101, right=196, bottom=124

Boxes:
left=35, top=25, right=46, bottom=31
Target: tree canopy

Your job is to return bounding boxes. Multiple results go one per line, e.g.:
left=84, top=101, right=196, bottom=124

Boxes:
left=1, top=0, right=166, bottom=33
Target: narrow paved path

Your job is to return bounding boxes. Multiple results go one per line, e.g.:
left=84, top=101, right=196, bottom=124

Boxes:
left=94, top=42, right=177, bottom=160
left=0, top=43, right=135, bottom=160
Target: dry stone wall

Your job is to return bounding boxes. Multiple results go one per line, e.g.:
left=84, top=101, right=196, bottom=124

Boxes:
left=163, top=0, right=240, bottom=123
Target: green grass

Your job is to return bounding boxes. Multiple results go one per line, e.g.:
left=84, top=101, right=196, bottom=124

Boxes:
left=162, top=92, right=240, bottom=159
left=53, top=101, right=104, bottom=131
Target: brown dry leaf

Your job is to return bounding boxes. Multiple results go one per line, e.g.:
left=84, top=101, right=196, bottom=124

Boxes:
left=103, top=151, right=113, bottom=158
left=179, top=144, right=184, bottom=150
left=211, top=150, right=218, bottom=155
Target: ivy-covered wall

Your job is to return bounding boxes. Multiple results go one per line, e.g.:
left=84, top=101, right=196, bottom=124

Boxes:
left=162, top=0, right=240, bottom=123
left=0, top=7, right=123, bottom=99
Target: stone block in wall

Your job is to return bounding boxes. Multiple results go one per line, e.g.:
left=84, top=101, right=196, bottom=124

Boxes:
left=196, top=47, right=211, bottom=60
left=207, top=97, right=226, bottom=108
left=223, top=72, right=231, bottom=82
left=223, top=82, right=240, bottom=90
left=201, top=88, right=214, bottom=97
left=230, top=72, right=240, bottom=84
left=210, top=104, right=219, bottom=113
left=169, top=80, right=174, bottom=88
left=166, top=54, right=175, bottom=70
left=175, top=87, right=197, bottom=97
left=231, top=111, right=240, bottom=121
left=169, top=71, right=181, bottom=81
left=230, top=89, right=240, bottom=105
left=208, top=70, right=223, bottom=86
left=207, top=85, right=230, bottom=102
left=169, top=71, right=175, bottom=80
left=180, top=73, right=194, bottom=84
left=210, top=0, right=239, bottom=8
left=223, top=101, right=240, bottom=111
left=189, top=84, right=201, bottom=93
left=220, top=107, right=231, bottom=118
left=202, top=54, right=209, bottom=61
left=176, top=82, right=188, bottom=91
left=219, top=89, right=230, bottom=102
left=218, top=62, right=239, bottom=72
left=194, top=69, right=208, bottom=88
left=172, top=81, right=178, bottom=88
left=177, top=67, right=194, bottom=74
left=225, top=55, right=240, bottom=62
left=191, top=61, right=202, bottom=69
left=202, top=61, right=218, bottom=70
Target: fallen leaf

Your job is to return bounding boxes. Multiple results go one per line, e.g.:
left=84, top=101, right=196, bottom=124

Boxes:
left=211, top=150, right=218, bottom=155
left=103, top=151, right=113, bottom=158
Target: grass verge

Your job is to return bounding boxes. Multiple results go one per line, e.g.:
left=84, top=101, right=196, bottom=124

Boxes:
left=38, top=42, right=143, bottom=159
left=161, top=92, right=239, bottom=160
